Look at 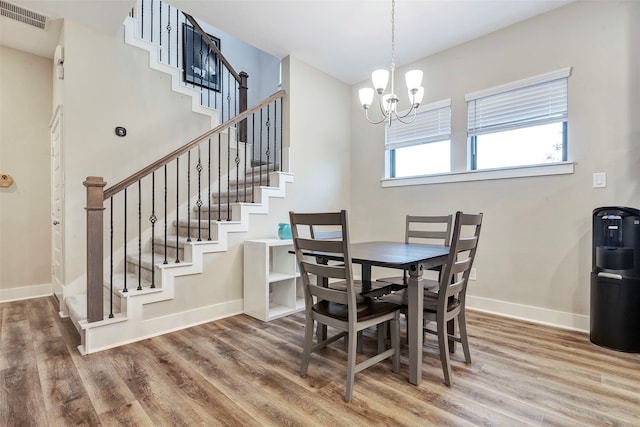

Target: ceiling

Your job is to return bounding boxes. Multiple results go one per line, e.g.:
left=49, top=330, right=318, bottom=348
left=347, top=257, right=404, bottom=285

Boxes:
left=2, top=0, right=574, bottom=85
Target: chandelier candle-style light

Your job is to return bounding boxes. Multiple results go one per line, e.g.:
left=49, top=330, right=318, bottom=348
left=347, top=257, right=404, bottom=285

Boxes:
left=359, top=0, right=424, bottom=126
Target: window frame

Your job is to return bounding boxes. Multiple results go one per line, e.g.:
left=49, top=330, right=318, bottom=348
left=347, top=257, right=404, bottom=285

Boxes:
left=466, top=67, right=571, bottom=171
left=385, top=99, right=452, bottom=178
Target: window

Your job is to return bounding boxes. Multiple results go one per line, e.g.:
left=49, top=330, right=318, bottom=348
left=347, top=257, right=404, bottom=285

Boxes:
left=386, top=99, right=451, bottom=178
left=466, top=67, right=571, bottom=170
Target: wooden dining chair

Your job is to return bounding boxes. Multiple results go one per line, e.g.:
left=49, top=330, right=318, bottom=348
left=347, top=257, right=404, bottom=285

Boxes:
left=289, top=210, right=401, bottom=402
left=422, top=211, right=482, bottom=386
left=379, top=211, right=482, bottom=386
left=376, top=214, right=453, bottom=288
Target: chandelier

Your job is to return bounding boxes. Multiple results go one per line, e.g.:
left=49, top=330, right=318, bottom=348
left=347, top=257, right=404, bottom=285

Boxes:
left=358, top=0, right=424, bottom=126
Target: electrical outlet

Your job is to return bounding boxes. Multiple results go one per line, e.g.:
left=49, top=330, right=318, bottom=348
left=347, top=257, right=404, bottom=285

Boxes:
left=469, top=268, right=477, bottom=281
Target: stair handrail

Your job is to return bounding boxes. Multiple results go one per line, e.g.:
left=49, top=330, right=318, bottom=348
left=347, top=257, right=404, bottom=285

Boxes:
left=103, top=89, right=285, bottom=200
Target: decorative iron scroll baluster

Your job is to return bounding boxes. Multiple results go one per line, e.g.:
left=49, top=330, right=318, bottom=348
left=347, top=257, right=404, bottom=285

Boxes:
left=123, top=188, right=128, bottom=293
left=149, top=172, right=157, bottom=288
left=196, top=146, right=203, bottom=241
left=109, top=198, right=114, bottom=318
left=187, top=150, right=191, bottom=242
left=273, top=99, right=278, bottom=172
left=138, top=180, right=142, bottom=291
left=243, top=118, right=248, bottom=202
left=207, top=138, right=212, bottom=240
left=163, top=165, right=168, bottom=264
left=166, top=4, right=171, bottom=63
left=175, top=157, right=180, bottom=263
left=251, top=113, right=255, bottom=202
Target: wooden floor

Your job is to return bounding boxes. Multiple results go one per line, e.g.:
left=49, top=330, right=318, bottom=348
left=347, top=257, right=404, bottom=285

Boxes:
left=1, top=296, right=639, bottom=426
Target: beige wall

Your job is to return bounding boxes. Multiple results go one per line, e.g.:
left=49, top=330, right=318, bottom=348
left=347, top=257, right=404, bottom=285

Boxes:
left=350, top=0, right=640, bottom=324
left=0, top=46, right=53, bottom=296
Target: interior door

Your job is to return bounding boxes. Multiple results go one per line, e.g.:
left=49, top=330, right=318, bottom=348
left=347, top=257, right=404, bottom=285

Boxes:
left=50, top=106, right=64, bottom=303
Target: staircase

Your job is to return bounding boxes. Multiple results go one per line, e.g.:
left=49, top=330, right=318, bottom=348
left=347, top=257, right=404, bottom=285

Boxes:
left=62, top=5, right=290, bottom=354
left=66, top=167, right=292, bottom=354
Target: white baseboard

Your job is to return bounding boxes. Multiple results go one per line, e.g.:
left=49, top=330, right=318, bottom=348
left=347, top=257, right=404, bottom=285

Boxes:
left=466, top=295, right=589, bottom=333
left=0, top=283, right=52, bottom=303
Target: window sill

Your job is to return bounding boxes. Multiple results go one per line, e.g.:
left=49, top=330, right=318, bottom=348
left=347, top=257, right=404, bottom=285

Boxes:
left=381, top=162, right=574, bottom=187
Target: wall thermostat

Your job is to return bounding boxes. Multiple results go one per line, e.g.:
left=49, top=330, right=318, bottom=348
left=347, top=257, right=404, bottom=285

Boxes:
left=115, top=127, right=127, bottom=137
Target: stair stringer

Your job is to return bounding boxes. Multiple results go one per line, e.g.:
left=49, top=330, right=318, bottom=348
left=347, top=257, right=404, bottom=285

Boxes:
left=122, top=16, right=219, bottom=128
left=77, top=172, right=294, bottom=355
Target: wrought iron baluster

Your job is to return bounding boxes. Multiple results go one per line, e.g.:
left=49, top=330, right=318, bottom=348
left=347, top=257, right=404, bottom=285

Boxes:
left=140, top=0, right=144, bottom=39
left=109, top=198, right=114, bottom=318
left=149, top=172, right=157, bottom=288
left=227, top=92, right=231, bottom=220
left=266, top=104, right=271, bottom=186
left=166, top=4, right=172, bottom=65
left=274, top=98, right=278, bottom=172
left=175, top=157, right=180, bottom=263
left=259, top=108, right=264, bottom=186
left=243, top=113, right=248, bottom=202
left=187, top=150, right=191, bottom=242
left=217, top=134, right=221, bottom=221
left=251, top=113, right=255, bottom=203
left=196, top=145, right=203, bottom=241
left=159, top=0, right=162, bottom=62
left=207, top=138, right=212, bottom=240
left=138, top=180, right=142, bottom=291
left=163, top=164, right=168, bottom=264
left=150, top=0, right=154, bottom=43
left=279, top=98, right=283, bottom=170
left=123, top=188, right=128, bottom=293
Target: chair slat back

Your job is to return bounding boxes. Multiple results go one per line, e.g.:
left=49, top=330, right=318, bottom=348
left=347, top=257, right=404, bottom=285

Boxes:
left=290, top=210, right=356, bottom=309
left=406, top=214, right=453, bottom=246
left=439, top=212, right=483, bottom=301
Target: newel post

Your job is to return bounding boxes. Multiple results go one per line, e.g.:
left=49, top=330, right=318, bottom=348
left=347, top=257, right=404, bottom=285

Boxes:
left=239, top=71, right=249, bottom=143
left=84, top=176, right=106, bottom=323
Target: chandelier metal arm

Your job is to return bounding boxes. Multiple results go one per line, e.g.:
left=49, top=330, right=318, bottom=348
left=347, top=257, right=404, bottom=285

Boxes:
left=363, top=108, right=391, bottom=125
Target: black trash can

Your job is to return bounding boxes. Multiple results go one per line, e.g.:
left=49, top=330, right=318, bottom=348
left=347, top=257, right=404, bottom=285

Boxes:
left=590, top=206, right=640, bottom=352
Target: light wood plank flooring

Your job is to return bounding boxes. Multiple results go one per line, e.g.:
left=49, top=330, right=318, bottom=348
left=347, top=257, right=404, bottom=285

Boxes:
left=1, top=296, right=639, bottom=426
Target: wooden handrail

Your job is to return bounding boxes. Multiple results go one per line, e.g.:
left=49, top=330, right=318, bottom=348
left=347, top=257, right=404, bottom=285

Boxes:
left=182, top=12, right=242, bottom=84
left=103, top=89, right=285, bottom=200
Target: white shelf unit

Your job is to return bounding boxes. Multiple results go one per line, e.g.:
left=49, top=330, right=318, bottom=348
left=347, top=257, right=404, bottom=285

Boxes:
left=243, top=239, right=305, bottom=321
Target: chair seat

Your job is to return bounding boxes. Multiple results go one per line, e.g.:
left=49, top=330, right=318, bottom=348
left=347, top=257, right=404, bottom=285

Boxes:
left=423, top=293, right=460, bottom=312
left=313, top=300, right=401, bottom=322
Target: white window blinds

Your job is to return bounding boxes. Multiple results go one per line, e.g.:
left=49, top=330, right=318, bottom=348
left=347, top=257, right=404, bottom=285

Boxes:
left=385, top=99, right=451, bottom=150
left=466, top=67, right=571, bottom=136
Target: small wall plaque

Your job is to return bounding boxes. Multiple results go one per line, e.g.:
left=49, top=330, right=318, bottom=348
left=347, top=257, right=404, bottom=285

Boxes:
left=0, top=174, right=14, bottom=187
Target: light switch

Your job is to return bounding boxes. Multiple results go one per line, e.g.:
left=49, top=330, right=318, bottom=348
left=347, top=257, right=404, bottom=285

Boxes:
left=593, top=172, right=606, bottom=188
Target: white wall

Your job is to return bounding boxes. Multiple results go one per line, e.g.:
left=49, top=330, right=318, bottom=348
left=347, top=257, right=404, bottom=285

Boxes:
left=0, top=46, right=53, bottom=301
left=350, top=0, right=640, bottom=328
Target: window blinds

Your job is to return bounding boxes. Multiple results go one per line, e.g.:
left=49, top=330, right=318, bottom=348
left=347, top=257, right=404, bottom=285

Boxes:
left=466, top=67, right=571, bottom=136
left=385, top=99, right=451, bottom=150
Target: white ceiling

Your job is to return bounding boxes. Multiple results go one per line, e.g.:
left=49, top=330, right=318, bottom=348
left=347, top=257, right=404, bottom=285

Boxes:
left=2, top=0, right=573, bottom=84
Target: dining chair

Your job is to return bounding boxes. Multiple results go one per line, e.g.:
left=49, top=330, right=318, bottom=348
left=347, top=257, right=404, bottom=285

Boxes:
left=289, top=210, right=401, bottom=402
left=376, top=214, right=453, bottom=288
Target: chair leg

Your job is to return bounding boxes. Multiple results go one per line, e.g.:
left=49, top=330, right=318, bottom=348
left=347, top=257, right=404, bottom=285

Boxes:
left=300, top=315, right=315, bottom=377
left=345, top=327, right=358, bottom=402
left=437, top=318, right=453, bottom=386
left=390, top=314, right=400, bottom=373
left=458, top=311, right=471, bottom=364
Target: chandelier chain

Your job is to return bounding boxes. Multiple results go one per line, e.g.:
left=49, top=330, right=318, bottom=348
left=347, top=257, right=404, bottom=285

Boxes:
left=391, top=0, right=395, bottom=71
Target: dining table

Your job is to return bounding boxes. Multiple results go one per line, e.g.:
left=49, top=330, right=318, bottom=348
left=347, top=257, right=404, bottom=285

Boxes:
left=310, top=241, right=450, bottom=386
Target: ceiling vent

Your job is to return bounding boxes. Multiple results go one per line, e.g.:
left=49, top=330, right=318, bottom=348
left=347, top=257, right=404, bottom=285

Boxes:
left=0, top=1, right=48, bottom=30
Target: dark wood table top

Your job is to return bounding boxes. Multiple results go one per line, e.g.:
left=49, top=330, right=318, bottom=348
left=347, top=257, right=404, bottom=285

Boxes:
left=348, top=241, right=449, bottom=268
